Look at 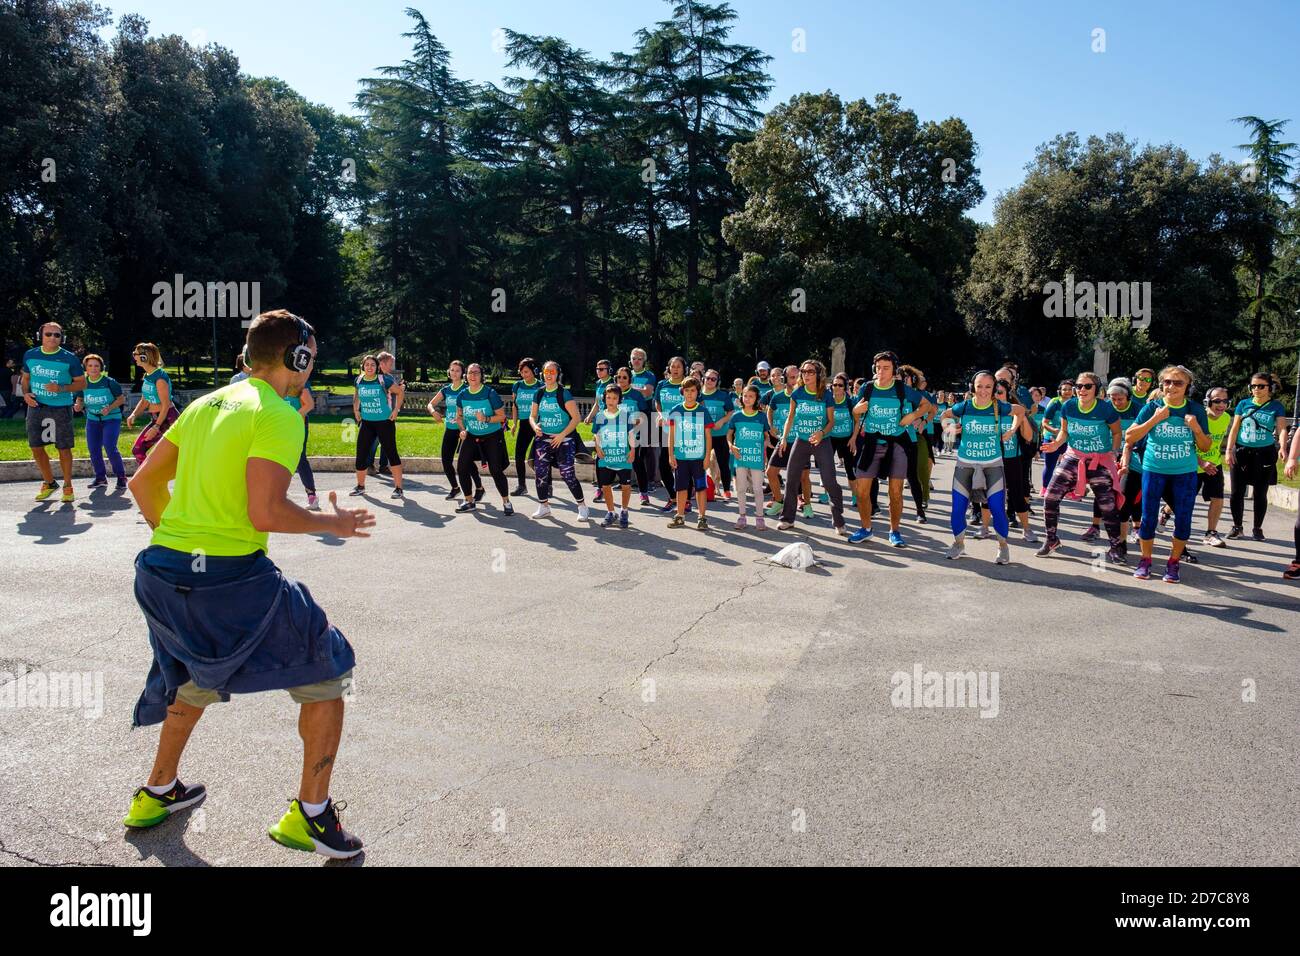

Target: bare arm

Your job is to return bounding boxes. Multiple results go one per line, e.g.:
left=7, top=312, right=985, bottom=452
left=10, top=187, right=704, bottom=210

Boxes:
left=246, top=458, right=374, bottom=537
left=299, top=387, right=314, bottom=417
left=128, top=436, right=180, bottom=528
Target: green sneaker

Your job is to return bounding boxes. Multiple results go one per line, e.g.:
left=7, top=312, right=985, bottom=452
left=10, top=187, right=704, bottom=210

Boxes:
left=122, top=780, right=207, bottom=828
left=764, top=500, right=784, bottom=517
left=801, top=503, right=814, bottom=519
left=34, top=481, right=58, bottom=501
left=268, top=798, right=364, bottom=860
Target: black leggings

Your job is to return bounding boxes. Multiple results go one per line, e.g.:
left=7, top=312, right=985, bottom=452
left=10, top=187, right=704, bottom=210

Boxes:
left=831, top=435, right=856, bottom=482
left=356, top=419, right=400, bottom=470
left=442, top=428, right=480, bottom=494
left=710, top=434, right=732, bottom=492
left=514, top=419, right=536, bottom=485
left=632, top=446, right=653, bottom=494
left=1230, top=446, right=1275, bottom=530
left=658, top=446, right=676, bottom=497
left=997, top=454, right=1028, bottom=516
left=458, top=431, right=509, bottom=498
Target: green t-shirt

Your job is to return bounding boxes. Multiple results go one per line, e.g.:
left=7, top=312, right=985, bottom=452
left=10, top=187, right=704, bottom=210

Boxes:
left=1200, top=411, right=1230, bottom=471
left=151, top=378, right=305, bottom=557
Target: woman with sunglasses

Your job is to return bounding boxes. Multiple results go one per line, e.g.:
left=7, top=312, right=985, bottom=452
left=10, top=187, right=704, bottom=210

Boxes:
left=1131, top=368, right=1156, bottom=409
left=428, top=360, right=482, bottom=502
left=125, top=343, right=176, bottom=464
left=453, top=364, right=513, bottom=515
left=511, top=358, right=544, bottom=497
left=529, top=361, right=587, bottom=520
left=1125, top=366, right=1210, bottom=583
left=1081, top=378, right=1142, bottom=544
left=776, top=360, right=847, bottom=533
left=827, top=373, right=857, bottom=493
left=350, top=354, right=405, bottom=499
left=1036, top=372, right=1126, bottom=563
left=1225, top=372, right=1288, bottom=541
left=700, top=369, right=736, bottom=500
left=1189, top=386, right=1232, bottom=547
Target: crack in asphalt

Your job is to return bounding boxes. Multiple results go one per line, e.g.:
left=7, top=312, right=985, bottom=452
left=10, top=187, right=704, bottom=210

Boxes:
left=0, top=623, right=132, bottom=693
left=371, top=569, right=772, bottom=850
left=0, top=836, right=111, bottom=868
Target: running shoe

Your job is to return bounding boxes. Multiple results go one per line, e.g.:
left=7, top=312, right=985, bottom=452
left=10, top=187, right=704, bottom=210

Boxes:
left=973, top=527, right=990, bottom=541
left=307, top=493, right=319, bottom=510
left=1227, top=526, right=1244, bottom=540
left=946, top=537, right=966, bottom=560
left=802, top=503, right=814, bottom=519
left=996, top=542, right=1011, bottom=565
left=115, top=478, right=128, bottom=492
left=268, top=798, right=363, bottom=860
left=390, top=487, right=403, bottom=500
left=455, top=500, right=476, bottom=513
left=34, top=481, right=58, bottom=501
left=1106, top=545, right=1128, bottom=565
left=1021, top=528, right=1040, bottom=544
left=1283, top=561, right=1300, bottom=580
left=735, top=515, right=747, bottom=530
left=1204, top=531, right=1226, bottom=548
left=88, top=477, right=107, bottom=489
left=1081, top=524, right=1100, bottom=542
left=777, top=520, right=795, bottom=530
left=639, top=494, right=651, bottom=507
left=1133, top=558, right=1153, bottom=580
left=916, top=512, right=927, bottom=525
left=619, top=511, right=628, bottom=529
left=60, top=486, right=74, bottom=502
left=1008, top=514, right=1020, bottom=529
left=503, top=500, right=514, bottom=516
left=848, top=527, right=873, bottom=544
left=602, top=511, right=616, bottom=527
left=444, top=489, right=461, bottom=500
left=888, top=530, right=906, bottom=548
left=513, top=484, right=529, bottom=497
left=835, top=525, right=848, bottom=537
left=660, top=500, right=677, bottom=513
left=1034, top=537, right=1060, bottom=558
left=532, top=504, right=551, bottom=519
left=818, top=492, right=829, bottom=504
left=349, top=485, right=365, bottom=496
left=1162, top=560, right=1181, bottom=584
left=123, top=780, right=207, bottom=829
left=378, top=466, right=392, bottom=477
left=667, top=514, right=685, bottom=528
left=1127, top=529, right=1140, bottom=545
left=755, top=517, right=766, bottom=531
left=696, top=516, right=709, bottom=531
left=1158, top=506, right=1172, bottom=529
left=577, top=503, right=590, bottom=520
left=1252, top=528, right=1265, bottom=542
left=764, top=501, right=783, bottom=517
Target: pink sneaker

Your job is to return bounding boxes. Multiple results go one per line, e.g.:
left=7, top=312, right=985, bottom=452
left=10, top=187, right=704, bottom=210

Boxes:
left=755, top=517, right=766, bottom=531
left=734, top=515, right=747, bottom=530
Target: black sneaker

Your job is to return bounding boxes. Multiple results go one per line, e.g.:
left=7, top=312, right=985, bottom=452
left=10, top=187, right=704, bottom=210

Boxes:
left=512, top=485, right=528, bottom=497
left=455, top=500, right=476, bottom=513
left=123, top=779, right=208, bottom=828
left=1181, top=548, right=1199, bottom=565
left=473, top=486, right=485, bottom=503
left=444, top=488, right=461, bottom=501
left=1227, top=526, right=1244, bottom=540
left=88, top=477, right=107, bottom=489
left=115, top=478, right=128, bottom=492
left=349, top=485, right=366, bottom=496
left=503, top=500, right=514, bottom=516
left=268, top=798, right=363, bottom=861
left=1035, top=537, right=1060, bottom=558
left=1252, top=528, right=1265, bottom=542
left=378, top=466, right=393, bottom=477
left=1106, top=545, right=1128, bottom=566
left=390, top=487, right=403, bottom=499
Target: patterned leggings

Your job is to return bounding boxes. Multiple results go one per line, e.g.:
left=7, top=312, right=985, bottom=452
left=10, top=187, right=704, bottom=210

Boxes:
left=534, top=434, right=584, bottom=503
left=1043, top=450, right=1120, bottom=546
left=952, top=462, right=1009, bottom=539
left=132, top=406, right=178, bottom=463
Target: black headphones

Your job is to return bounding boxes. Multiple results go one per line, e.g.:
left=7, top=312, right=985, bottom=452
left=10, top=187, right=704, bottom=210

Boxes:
left=284, top=315, right=313, bottom=373
left=969, top=369, right=995, bottom=393
left=872, top=351, right=900, bottom=374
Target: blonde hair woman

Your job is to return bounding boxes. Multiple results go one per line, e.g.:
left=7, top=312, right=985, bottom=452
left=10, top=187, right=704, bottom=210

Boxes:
left=126, top=342, right=176, bottom=463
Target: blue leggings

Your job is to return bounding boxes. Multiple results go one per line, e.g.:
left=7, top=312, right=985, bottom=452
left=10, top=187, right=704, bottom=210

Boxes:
left=1139, top=470, right=1196, bottom=541
left=951, top=463, right=1010, bottom=539
left=86, top=416, right=126, bottom=480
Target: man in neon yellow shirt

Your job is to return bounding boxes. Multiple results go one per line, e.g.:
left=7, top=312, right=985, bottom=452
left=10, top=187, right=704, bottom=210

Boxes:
left=125, top=310, right=374, bottom=860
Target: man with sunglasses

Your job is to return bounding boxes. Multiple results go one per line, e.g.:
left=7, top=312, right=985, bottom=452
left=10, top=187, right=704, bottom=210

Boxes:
left=1179, top=386, right=1231, bottom=547
left=21, top=322, right=86, bottom=502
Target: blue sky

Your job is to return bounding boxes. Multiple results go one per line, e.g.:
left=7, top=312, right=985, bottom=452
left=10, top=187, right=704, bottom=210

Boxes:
left=100, top=0, right=1298, bottom=221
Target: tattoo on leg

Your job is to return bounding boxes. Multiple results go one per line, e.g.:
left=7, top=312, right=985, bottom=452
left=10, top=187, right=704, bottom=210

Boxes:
left=311, top=754, right=334, bottom=776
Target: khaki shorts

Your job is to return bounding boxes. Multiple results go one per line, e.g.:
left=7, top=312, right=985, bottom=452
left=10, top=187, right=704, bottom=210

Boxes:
left=176, top=670, right=353, bottom=708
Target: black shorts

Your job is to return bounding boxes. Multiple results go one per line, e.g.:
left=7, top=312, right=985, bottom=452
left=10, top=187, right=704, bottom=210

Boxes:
left=674, top=458, right=707, bottom=491
left=26, top=403, right=74, bottom=449
left=1197, top=469, right=1224, bottom=501
left=770, top=441, right=791, bottom=468
left=597, top=466, right=632, bottom=488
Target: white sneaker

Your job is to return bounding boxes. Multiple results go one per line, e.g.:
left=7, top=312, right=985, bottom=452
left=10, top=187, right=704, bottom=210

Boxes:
left=946, top=537, right=966, bottom=560
left=996, top=541, right=1011, bottom=565
left=1021, top=528, right=1039, bottom=544
left=532, top=504, right=552, bottom=519
left=577, top=503, right=590, bottom=520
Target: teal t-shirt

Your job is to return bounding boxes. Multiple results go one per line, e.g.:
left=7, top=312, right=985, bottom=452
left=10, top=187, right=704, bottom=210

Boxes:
left=1042, top=397, right=1064, bottom=437
left=951, top=399, right=1012, bottom=464
left=855, top=380, right=924, bottom=437
left=82, top=374, right=123, bottom=420
left=655, top=378, right=686, bottom=413
left=1061, top=397, right=1119, bottom=454
left=594, top=407, right=634, bottom=469
left=459, top=385, right=504, bottom=436
left=768, top=389, right=793, bottom=434
left=727, top=409, right=768, bottom=469
left=356, top=373, right=396, bottom=421
left=22, top=346, right=84, bottom=408
left=789, top=385, right=834, bottom=441
left=141, top=367, right=171, bottom=405
left=829, top=397, right=854, bottom=438
left=668, top=402, right=715, bottom=460
left=699, top=388, right=735, bottom=428
left=533, top=385, right=575, bottom=435
left=441, top=382, right=467, bottom=431
left=1137, top=399, right=1208, bottom=474
left=1234, top=398, right=1285, bottom=448
left=1109, top=399, right=1141, bottom=470
left=512, top=379, right=544, bottom=421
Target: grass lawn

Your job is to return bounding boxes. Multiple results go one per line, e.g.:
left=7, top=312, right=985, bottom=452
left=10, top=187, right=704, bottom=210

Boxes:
left=0, top=413, right=594, bottom=462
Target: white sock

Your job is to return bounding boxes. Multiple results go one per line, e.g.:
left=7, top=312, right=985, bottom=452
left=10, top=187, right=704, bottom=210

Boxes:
left=146, top=778, right=177, bottom=795
left=301, top=797, right=329, bottom=817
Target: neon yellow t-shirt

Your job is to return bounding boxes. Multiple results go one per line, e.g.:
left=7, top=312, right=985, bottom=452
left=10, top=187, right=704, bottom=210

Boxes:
left=1199, top=411, right=1231, bottom=471
left=151, top=377, right=305, bottom=556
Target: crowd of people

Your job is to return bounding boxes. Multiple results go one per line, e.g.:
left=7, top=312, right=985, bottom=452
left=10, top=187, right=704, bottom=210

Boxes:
left=12, top=312, right=1299, bottom=860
